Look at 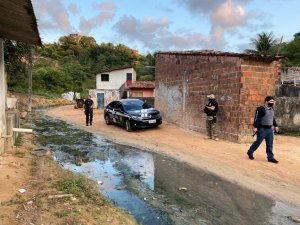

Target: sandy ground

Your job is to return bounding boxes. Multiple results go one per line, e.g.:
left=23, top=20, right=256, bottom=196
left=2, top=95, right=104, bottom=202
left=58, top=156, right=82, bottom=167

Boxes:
left=46, top=105, right=300, bottom=208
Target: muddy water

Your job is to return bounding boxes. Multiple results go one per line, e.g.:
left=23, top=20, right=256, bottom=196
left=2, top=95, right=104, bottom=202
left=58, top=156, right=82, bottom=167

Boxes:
left=33, top=114, right=300, bottom=225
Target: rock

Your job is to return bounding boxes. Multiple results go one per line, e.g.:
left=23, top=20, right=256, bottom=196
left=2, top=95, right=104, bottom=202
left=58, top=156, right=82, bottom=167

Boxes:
left=31, top=148, right=51, bottom=156
left=20, top=111, right=28, bottom=119
left=287, top=216, right=300, bottom=223
left=115, top=185, right=127, bottom=190
left=178, top=187, right=188, bottom=191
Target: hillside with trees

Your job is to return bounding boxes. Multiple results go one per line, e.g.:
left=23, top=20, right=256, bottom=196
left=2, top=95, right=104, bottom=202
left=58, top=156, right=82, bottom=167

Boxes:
left=4, top=34, right=155, bottom=98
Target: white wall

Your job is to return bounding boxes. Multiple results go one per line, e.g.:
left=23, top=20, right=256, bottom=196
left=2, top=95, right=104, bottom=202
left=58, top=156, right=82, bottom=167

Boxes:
left=96, top=68, right=136, bottom=90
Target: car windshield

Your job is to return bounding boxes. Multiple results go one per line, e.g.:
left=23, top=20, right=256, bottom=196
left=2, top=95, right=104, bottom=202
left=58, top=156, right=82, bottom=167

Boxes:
left=122, top=100, right=152, bottom=111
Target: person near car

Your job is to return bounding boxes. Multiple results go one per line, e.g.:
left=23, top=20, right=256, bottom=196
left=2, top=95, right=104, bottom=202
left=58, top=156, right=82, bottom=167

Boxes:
left=203, top=94, right=219, bottom=141
left=247, top=96, right=280, bottom=163
left=84, top=95, right=94, bottom=126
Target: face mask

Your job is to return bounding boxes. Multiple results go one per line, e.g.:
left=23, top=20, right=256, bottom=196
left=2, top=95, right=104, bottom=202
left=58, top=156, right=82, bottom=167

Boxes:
left=267, top=103, right=274, bottom=107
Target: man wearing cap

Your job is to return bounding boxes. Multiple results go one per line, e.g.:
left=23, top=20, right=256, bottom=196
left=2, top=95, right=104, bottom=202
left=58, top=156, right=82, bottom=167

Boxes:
left=204, top=94, right=219, bottom=141
left=247, top=96, right=280, bottom=163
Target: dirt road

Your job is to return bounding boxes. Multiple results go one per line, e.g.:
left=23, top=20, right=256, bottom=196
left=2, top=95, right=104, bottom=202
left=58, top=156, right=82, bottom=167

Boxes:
left=47, top=105, right=300, bottom=207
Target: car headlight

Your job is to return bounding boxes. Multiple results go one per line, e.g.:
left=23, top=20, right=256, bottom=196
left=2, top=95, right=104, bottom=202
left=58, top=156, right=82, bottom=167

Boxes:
left=132, top=116, right=139, bottom=120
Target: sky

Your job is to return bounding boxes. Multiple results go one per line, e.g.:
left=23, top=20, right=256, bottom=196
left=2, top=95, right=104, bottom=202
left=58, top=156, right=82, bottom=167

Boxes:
left=31, top=0, right=300, bottom=55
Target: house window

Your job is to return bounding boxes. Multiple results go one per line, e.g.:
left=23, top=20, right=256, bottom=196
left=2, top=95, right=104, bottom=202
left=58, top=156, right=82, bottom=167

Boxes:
left=101, top=74, right=109, bottom=81
left=133, top=92, right=143, bottom=97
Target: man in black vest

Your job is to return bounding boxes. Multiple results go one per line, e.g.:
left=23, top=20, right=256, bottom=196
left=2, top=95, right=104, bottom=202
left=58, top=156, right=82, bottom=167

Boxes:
left=84, top=95, right=94, bottom=126
left=247, top=96, right=280, bottom=163
left=204, top=94, right=219, bottom=141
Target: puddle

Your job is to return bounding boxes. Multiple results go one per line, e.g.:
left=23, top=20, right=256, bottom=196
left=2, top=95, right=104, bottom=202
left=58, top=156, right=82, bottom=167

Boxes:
left=33, top=113, right=300, bottom=225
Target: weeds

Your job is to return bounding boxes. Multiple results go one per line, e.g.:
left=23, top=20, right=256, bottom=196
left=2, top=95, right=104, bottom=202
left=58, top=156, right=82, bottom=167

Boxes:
left=56, top=176, right=107, bottom=205
left=13, top=150, right=25, bottom=158
left=15, top=133, right=23, bottom=146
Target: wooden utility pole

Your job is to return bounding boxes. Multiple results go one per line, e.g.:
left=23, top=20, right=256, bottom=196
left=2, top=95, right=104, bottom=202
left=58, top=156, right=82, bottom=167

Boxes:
left=27, top=48, right=33, bottom=113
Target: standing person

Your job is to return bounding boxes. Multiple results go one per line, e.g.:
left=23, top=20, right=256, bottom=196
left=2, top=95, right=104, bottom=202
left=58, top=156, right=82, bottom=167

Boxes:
left=84, top=95, right=94, bottom=126
left=247, top=96, right=280, bottom=163
left=204, top=94, right=219, bottom=141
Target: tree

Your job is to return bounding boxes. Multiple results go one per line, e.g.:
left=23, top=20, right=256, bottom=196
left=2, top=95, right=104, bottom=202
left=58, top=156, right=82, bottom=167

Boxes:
left=244, top=32, right=278, bottom=55
left=281, top=36, right=300, bottom=66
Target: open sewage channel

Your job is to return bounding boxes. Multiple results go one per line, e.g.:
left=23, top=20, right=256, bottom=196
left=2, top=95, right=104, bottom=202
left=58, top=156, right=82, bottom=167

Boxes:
left=32, top=111, right=300, bottom=225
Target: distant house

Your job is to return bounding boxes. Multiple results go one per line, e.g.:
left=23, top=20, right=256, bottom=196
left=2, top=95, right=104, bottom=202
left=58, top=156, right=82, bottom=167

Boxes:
left=129, top=81, right=155, bottom=98
left=89, top=67, right=136, bottom=108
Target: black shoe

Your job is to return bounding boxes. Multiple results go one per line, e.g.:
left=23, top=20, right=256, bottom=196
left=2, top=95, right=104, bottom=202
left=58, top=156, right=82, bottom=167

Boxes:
left=268, top=158, right=279, bottom=163
left=86, top=124, right=88, bottom=126
left=247, top=152, right=254, bottom=160
left=90, top=123, right=92, bottom=125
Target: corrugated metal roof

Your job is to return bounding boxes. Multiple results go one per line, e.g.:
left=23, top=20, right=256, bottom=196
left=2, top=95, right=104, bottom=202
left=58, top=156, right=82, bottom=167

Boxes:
left=129, top=81, right=155, bottom=89
left=0, top=0, right=41, bottom=45
left=157, top=50, right=282, bottom=60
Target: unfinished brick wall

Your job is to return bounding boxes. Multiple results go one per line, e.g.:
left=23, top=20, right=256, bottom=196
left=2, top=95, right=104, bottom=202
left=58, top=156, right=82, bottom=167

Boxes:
left=155, top=52, right=281, bottom=142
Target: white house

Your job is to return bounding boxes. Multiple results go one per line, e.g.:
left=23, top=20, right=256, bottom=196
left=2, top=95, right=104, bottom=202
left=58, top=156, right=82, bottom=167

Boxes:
left=89, top=67, right=136, bottom=108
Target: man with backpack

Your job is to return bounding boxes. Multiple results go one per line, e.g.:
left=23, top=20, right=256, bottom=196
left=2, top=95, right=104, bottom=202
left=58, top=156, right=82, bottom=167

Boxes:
left=247, top=96, right=280, bottom=163
left=204, top=94, right=219, bottom=141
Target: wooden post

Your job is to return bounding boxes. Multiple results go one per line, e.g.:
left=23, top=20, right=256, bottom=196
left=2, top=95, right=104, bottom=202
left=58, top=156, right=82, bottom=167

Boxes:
left=0, top=38, right=7, bottom=153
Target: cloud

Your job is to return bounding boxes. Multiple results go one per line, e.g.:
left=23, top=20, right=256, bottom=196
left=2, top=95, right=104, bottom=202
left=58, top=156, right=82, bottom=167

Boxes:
left=32, top=0, right=74, bottom=34
left=69, top=3, right=80, bottom=15
left=79, top=1, right=116, bottom=35
left=113, top=15, right=208, bottom=51
left=173, top=0, right=254, bottom=49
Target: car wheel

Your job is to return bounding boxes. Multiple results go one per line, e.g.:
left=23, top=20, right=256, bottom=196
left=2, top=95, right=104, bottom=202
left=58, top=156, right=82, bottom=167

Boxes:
left=105, top=115, right=111, bottom=125
left=125, top=119, right=132, bottom=132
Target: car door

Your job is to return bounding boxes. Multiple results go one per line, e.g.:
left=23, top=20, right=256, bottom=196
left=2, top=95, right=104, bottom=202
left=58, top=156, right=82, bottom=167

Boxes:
left=114, top=102, right=125, bottom=125
left=106, top=101, right=116, bottom=123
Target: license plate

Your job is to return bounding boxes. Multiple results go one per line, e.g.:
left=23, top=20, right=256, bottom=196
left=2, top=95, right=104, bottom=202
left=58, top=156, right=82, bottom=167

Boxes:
left=149, top=119, right=156, bottom=124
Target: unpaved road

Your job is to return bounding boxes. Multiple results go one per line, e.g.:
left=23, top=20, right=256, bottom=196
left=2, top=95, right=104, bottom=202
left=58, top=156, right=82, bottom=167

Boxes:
left=47, top=105, right=300, bottom=207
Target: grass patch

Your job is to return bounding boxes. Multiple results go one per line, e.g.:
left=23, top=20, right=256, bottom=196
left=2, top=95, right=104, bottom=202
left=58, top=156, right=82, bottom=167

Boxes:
left=15, top=133, right=23, bottom=146
left=56, top=176, right=107, bottom=205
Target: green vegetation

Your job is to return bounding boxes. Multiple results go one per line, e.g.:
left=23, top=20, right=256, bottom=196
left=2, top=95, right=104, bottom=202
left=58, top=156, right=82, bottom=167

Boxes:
left=4, top=34, right=155, bottom=98
left=56, top=176, right=107, bottom=204
left=15, top=133, right=23, bottom=146
left=245, top=31, right=300, bottom=67
left=244, top=32, right=279, bottom=55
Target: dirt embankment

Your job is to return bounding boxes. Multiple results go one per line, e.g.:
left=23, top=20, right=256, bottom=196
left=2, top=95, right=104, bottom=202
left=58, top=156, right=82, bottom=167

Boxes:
left=0, top=95, right=138, bottom=225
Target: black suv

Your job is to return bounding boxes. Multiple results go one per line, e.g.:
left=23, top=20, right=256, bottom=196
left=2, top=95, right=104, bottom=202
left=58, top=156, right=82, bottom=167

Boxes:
left=104, top=99, right=162, bottom=131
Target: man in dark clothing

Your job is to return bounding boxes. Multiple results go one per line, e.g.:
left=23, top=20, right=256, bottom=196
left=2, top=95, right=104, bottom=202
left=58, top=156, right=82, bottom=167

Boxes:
left=204, top=94, right=219, bottom=141
left=247, top=96, right=280, bottom=163
left=84, top=95, right=94, bottom=126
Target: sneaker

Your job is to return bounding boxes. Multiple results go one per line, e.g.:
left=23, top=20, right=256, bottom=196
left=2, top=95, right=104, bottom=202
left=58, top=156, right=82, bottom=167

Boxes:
left=268, top=158, right=279, bottom=163
left=214, top=138, right=219, bottom=141
left=247, top=152, right=254, bottom=160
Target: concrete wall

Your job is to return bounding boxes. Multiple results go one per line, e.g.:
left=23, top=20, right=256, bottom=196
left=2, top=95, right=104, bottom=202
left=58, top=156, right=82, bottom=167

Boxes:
left=155, top=52, right=280, bottom=142
left=275, top=97, right=300, bottom=131
left=275, top=84, right=300, bottom=131
left=131, top=89, right=154, bottom=97
left=96, top=68, right=136, bottom=90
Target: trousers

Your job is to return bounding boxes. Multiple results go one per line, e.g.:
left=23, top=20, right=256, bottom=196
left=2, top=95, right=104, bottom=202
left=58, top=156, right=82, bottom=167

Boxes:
left=85, top=110, right=93, bottom=125
left=248, top=128, right=274, bottom=159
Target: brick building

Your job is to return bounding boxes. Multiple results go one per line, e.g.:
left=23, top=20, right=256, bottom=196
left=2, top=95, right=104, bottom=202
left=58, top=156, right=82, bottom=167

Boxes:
left=155, top=50, right=281, bottom=142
